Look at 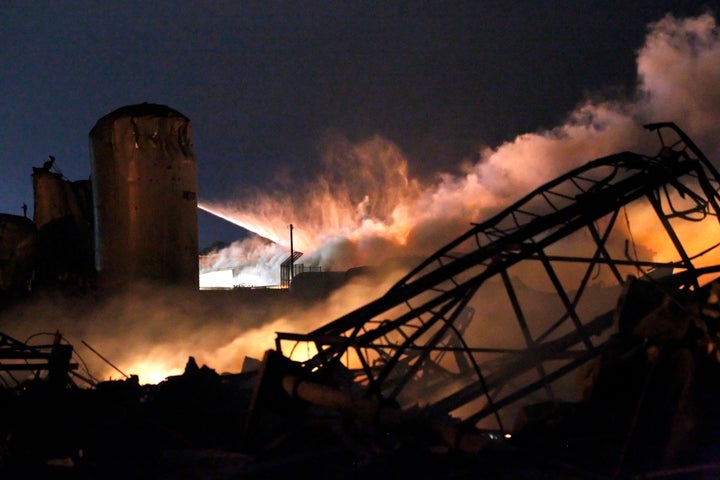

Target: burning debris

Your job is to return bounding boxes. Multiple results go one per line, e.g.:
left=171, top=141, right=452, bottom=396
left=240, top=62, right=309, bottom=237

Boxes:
left=3, top=123, right=720, bottom=478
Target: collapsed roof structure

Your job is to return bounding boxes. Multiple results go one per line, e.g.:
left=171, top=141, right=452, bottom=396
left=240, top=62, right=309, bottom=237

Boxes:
left=272, top=122, right=720, bottom=427
left=3, top=122, right=720, bottom=478
left=258, top=122, right=720, bottom=476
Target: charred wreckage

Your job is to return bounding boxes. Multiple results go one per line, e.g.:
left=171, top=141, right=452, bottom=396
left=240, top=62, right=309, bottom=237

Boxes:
left=2, top=120, right=720, bottom=478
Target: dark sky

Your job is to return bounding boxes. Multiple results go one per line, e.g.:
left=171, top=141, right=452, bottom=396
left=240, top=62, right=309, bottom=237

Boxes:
left=0, top=1, right=712, bottom=248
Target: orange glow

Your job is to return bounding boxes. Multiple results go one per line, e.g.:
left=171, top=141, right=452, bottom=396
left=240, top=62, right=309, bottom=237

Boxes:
left=620, top=194, right=720, bottom=274
left=200, top=136, right=422, bottom=254
left=198, top=136, right=439, bottom=281
left=192, top=129, right=720, bottom=388
left=110, top=167, right=720, bottom=384
left=120, top=360, right=183, bottom=385
left=1, top=11, right=718, bottom=390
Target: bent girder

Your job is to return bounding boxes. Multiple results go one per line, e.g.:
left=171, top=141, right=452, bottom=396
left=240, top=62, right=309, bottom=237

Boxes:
left=275, top=123, right=720, bottom=430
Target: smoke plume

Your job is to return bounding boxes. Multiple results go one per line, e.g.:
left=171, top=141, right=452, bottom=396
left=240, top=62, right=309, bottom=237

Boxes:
left=3, top=13, right=720, bottom=385
left=201, top=12, right=720, bottom=288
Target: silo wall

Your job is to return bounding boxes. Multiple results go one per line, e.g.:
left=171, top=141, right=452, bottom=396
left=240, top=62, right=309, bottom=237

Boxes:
left=32, top=170, right=94, bottom=286
left=89, top=103, right=199, bottom=288
left=0, top=214, right=37, bottom=293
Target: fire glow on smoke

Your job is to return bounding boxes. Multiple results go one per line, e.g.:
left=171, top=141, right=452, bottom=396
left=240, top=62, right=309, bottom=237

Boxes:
left=86, top=13, right=720, bottom=383
left=3, top=13, right=720, bottom=386
left=200, top=13, right=720, bottom=290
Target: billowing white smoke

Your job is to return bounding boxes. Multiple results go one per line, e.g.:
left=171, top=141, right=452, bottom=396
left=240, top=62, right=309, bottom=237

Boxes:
left=129, top=12, right=720, bottom=384
left=200, top=236, right=285, bottom=287
left=5, top=13, right=714, bottom=386
left=199, top=135, right=425, bottom=286
left=638, top=13, right=720, bottom=152
left=201, top=13, right=720, bottom=287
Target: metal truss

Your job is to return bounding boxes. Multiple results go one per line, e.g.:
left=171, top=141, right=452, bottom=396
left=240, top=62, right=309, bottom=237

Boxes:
left=0, top=331, right=80, bottom=389
left=275, top=123, right=720, bottom=433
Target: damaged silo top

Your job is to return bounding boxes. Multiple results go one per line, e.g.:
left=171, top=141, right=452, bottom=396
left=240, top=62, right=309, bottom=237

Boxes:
left=89, top=103, right=194, bottom=156
left=89, top=103, right=199, bottom=288
left=90, top=103, right=189, bottom=132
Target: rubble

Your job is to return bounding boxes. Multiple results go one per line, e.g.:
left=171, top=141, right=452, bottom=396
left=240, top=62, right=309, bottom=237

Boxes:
left=4, top=275, right=720, bottom=479
left=512, top=275, right=720, bottom=477
left=2, top=123, right=720, bottom=478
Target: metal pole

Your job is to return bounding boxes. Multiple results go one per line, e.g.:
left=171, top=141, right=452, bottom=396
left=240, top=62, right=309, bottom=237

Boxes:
left=82, top=340, right=130, bottom=379
left=290, top=224, right=294, bottom=281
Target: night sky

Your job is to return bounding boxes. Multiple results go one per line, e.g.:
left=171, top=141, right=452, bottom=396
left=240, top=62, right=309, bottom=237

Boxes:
left=1, top=1, right=713, bottom=248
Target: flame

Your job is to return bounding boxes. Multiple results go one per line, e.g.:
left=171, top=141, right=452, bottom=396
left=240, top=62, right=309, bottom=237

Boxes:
left=3, top=13, right=720, bottom=386
left=76, top=13, right=720, bottom=383
left=120, top=360, right=183, bottom=385
left=199, top=13, right=720, bottom=292
left=200, top=135, right=425, bottom=270
left=187, top=12, right=720, bottom=385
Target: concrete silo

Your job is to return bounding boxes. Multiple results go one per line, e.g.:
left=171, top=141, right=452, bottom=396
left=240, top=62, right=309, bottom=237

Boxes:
left=32, top=167, right=94, bottom=288
left=89, top=104, right=198, bottom=288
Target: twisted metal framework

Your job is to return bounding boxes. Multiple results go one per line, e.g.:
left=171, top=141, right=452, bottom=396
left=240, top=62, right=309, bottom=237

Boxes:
left=275, top=123, right=720, bottom=432
left=0, top=331, right=78, bottom=389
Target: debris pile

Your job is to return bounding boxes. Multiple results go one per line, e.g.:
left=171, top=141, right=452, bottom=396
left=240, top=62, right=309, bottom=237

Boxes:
left=512, top=275, right=720, bottom=478
left=2, top=122, right=720, bottom=478
left=2, top=273, right=720, bottom=478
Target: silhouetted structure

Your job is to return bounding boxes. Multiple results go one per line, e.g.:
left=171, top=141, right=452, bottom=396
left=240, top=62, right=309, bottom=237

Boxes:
left=89, top=103, right=199, bottom=288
